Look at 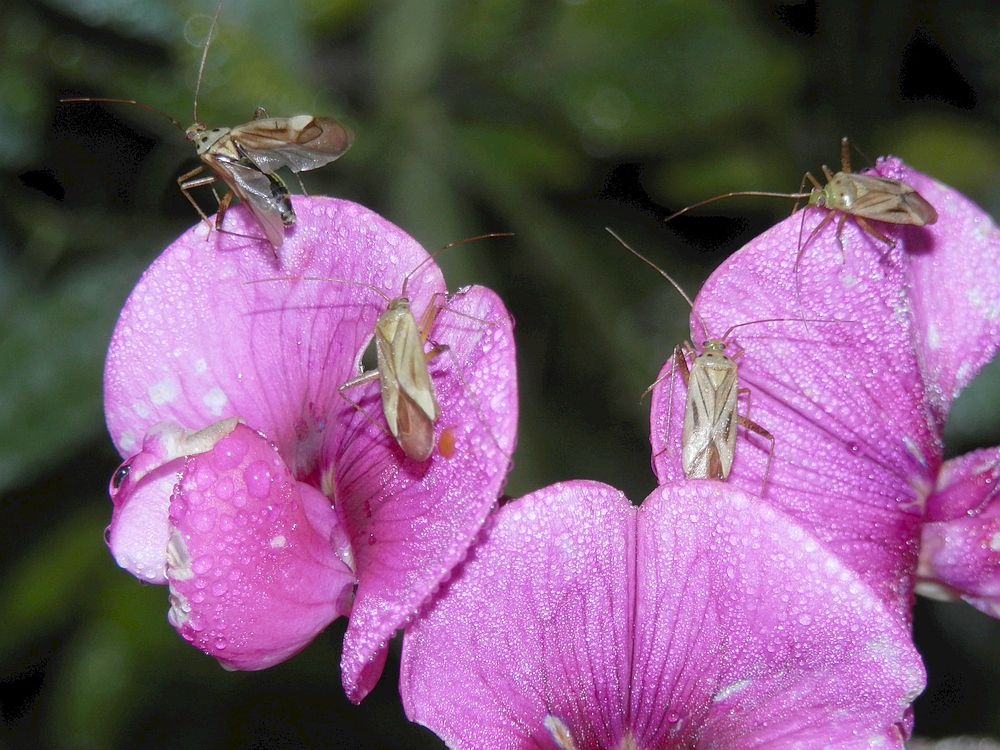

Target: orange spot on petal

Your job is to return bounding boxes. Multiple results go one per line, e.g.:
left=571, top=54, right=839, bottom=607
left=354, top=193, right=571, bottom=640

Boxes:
left=438, top=426, right=456, bottom=458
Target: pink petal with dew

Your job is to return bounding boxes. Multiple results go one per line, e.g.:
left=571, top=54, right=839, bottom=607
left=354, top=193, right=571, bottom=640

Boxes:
left=336, top=286, right=518, bottom=702
left=402, top=481, right=632, bottom=750
left=104, top=197, right=441, bottom=484
left=108, top=418, right=241, bottom=584
left=875, top=158, right=1000, bottom=429
left=634, top=482, right=922, bottom=749
left=918, top=447, right=1000, bottom=616
left=650, top=174, right=941, bottom=617
left=401, top=480, right=924, bottom=750
left=167, top=423, right=355, bottom=670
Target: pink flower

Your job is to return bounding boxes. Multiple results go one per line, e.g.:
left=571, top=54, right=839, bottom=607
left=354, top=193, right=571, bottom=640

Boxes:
left=103, top=198, right=518, bottom=700
left=917, top=447, right=1000, bottom=616
left=648, top=158, right=1000, bottom=620
left=401, top=481, right=924, bottom=749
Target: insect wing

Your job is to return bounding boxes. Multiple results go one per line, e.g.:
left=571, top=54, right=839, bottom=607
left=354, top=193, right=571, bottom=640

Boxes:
left=233, top=116, right=354, bottom=174
left=829, top=173, right=938, bottom=226
left=373, top=301, right=441, bottom=461
left=208, top=157, right=292, bottom=248
left=681, top=351, right=739, bottom=480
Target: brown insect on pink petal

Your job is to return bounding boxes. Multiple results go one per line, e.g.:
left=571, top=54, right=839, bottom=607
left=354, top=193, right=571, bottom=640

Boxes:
left=60, top=1, right=353, bottom=254
left=601, top=228, right=861, bottom=495
left=254, top=233, right=512, bottom=462
left=664, top=137, right=937, bottom=263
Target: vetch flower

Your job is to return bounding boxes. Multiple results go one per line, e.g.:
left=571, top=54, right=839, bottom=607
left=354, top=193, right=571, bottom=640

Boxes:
left=917, top=447, right=1000, bottom=617
left=401, top=480, right=925, bottom=749
left=103, top=197, right=518, bottom=699
left=648, top=158, right=1000, bottom=620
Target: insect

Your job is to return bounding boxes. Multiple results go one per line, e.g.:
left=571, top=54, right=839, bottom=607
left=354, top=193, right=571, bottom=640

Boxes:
left=664, top=137, right=937, bottom=252
left=339, top=234, right=512, bottom=461
left=606, top=228, right=778, bottom=489
left=341, top=291, right=447, bottom=462
left=61, top=3, right=353, bottom=253
left=260, top=233, right=511, bottom=461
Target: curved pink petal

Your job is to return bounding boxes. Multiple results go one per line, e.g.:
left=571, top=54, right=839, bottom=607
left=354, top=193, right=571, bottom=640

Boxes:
left=105, top=197, right=442, bottom=484
left=875, top=158, right=1000, bottom=428
left=108, top=418, right=241, bottom=584
left=632, top=482, right=922, bottom=748
left=401, top=481, right=633, bottom=749
left=401, top=480, right=923, bottom=749
left=918, top=447, right=1000, bottom=616
left=649, top=174, right=940, bottom=616
left=337, top=285, right=518, bottom=702
left=167, top=423, right=354, bottom=670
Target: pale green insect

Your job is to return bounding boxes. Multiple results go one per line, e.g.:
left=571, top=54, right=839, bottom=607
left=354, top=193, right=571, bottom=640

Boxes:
left=607, top=228, right=778, bottom=490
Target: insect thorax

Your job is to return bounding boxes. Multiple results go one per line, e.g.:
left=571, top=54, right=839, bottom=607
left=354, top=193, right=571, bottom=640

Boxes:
left=185, top=123, right=231, bottom=155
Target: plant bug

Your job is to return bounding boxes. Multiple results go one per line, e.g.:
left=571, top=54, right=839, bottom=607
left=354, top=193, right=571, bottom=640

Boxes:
left=602, top=228, right=858, bottom=493
left=341, top=292, right=446, bottom=462
left=664, top=137, right=937, bottom=254
left=61, top=2, right=353, bottom=253
left=337, top=233, right=512, bottom=462
left=256, top=233, right=511, bottom=462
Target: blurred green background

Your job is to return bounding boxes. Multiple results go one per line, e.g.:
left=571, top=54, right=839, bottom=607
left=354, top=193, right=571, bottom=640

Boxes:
left=3, top=0, right=1000, bottom=746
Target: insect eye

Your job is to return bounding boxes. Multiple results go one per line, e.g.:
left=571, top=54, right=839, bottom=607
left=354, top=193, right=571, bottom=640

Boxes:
left=111, top=462, right=130, bottom=490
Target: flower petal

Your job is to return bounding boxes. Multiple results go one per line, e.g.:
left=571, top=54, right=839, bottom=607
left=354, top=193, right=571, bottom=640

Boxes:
left=108, top=418, right=241, bottom=584
left=337, top=285, right=519, bottom=702
left=632, top=482, right=923, bottom=748
left=167, top=423, right=354, bottom=670
left=918, top=447, right=1000, bottom=616
left=401, top=480, right=923, bottom=749
left=104, top=197, right=442, bottom=483
left=401, top=481, right=633, bottom=749
left=874, top=158, right=1000, bottom=428
left=650, top=169, right=941, bottom=615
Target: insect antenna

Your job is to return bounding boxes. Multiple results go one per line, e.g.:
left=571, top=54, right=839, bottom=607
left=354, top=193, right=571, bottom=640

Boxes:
left=58, top=97, right=187, bottom=133
left=605, top=227, right=711, bottom=341
left=399, top=232, right=514, bottom=299
left=192, top=0, right=226, bottom=124
left=663, top=190, right=812, bottom=223
left=716, top=316, right=851, bottom=345
left=246, top=232, right=514, bottom=307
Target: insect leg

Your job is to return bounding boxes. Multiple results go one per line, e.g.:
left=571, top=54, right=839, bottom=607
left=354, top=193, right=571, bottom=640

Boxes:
left=655, top=344, right=691, bottom=462
left=791, top=171, right=814, bottom=214
left=853, top=216, right=896, bottom=249
left=177, top=166, right=218, bottom=232
left=736, top=412, right=775, bottom=496
left=214, top=189, right=235, bottom=231
left=840, top=136, right=851, bottom=172
left=339, top=370, right=393, bottom=437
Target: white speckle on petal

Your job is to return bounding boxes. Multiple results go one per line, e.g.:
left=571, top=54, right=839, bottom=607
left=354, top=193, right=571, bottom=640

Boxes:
left=544, top=715, right=579, bottom=750
left=166, top=530, right=193, bottom=580
left=903, top=436, right=927, bottom=468
left=118, top=430, right=137, bottom=452
left=195, top=358, right=208, bottom=373
left=132, top=402, right=150, bottom=419
left=149, top=380, right=179, bottom=405
left=194, top=222, right=210, bottom=239
left=926, top=323, right=940, bottom=351
left=167, top=586, right=192, bottom=626
left=713, top=678, right=751, bottom=702
left=270, top=535, right=287, bottom=548
left=203, top=387, right=228, bottom=416
left=990, top=533, right=1000, bottom=552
